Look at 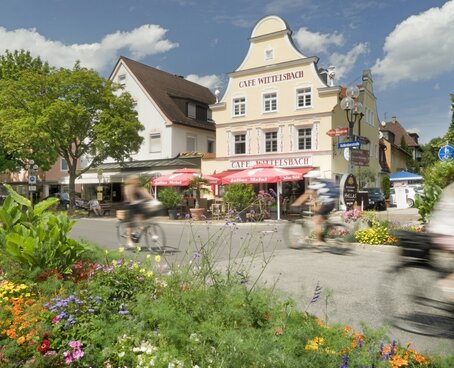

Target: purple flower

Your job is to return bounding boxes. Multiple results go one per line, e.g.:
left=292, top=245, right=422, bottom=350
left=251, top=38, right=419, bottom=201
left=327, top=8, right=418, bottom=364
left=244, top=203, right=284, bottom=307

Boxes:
left=338, top=354, right=349, bottom=368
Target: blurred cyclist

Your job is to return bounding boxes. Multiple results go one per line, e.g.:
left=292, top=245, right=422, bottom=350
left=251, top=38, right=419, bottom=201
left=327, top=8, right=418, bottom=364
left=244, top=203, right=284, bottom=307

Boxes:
left=124, top=175, right=153, bottom=247
left=428, top=182, right=454, bottom=300
left=291, top=171, right=339, bottom=245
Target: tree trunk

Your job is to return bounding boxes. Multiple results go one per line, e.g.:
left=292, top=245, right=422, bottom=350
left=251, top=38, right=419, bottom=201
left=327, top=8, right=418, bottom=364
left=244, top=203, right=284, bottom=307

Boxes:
left=68, top=165, right=78, bottom=214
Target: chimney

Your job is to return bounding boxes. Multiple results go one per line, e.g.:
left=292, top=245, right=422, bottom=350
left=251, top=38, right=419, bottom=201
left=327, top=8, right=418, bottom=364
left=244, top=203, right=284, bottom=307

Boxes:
left=391, top=116, right=397, bottom=123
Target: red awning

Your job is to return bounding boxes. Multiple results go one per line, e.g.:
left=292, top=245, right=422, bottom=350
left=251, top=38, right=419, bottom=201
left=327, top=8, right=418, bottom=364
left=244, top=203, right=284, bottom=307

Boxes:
left=212, top=167, right=313, bottom=180
left=211, top=170, right=242, bottom=179
left=285, top=167, right=314, bottom=176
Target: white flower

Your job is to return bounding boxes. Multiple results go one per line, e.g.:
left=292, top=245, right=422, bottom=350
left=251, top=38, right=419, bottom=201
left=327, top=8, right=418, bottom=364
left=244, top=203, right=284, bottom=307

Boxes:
left=118, top=352, right=125, bottom=358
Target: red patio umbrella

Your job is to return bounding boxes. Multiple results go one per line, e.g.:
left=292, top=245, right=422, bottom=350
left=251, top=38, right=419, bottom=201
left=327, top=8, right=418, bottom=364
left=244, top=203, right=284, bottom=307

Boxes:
left=152, top=168, right=220, bottom=186
left=221, top=164, right=305, bottom=220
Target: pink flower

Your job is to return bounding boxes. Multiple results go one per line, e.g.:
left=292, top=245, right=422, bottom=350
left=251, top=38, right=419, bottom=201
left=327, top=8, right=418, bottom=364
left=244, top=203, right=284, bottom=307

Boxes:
left=52, top=316, right=59, bottom=324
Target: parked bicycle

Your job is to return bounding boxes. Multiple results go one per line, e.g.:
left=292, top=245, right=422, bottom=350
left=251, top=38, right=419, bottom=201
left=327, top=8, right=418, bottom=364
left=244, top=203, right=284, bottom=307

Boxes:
left=116, top=200, right=167, bottom=253
left=378, top=230, right=454, bottom=337
left=284, top=210, right=349, bottom=249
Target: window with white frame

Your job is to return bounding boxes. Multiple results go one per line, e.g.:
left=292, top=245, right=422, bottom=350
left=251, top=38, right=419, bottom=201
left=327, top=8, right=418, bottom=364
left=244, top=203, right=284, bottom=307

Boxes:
left=265, top=131, right=278, bottom=153
left=233, top=97, right=246, bottom=116
left=263, top=92, right=277, bottom=113
left=118, top=74, right=126, bottom=85
left=186, top=135, right=196, bottom=151
left=149, top=133, right=161, bottom=153
left=61, top=158, right=68, bottom=171
left=297, top=128, right=312, bottom=150
left=296, top=87, right=312, bottom=108
left=234, top=134, right=246, bottom=154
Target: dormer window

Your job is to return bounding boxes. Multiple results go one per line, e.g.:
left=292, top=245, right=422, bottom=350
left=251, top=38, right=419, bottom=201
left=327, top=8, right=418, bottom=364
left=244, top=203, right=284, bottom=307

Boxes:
left=188, top=103, right=196, bottom=118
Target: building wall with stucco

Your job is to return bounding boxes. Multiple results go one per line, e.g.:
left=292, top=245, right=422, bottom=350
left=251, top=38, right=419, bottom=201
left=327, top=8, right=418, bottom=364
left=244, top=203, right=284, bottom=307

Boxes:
left=205, top=15, right=381, bottom=186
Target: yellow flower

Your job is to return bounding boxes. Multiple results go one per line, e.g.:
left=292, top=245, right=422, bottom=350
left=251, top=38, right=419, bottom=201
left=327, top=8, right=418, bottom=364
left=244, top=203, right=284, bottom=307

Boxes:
left=118, top=247, right=125, bottom=253
left=304, top=337, right=325, bottom=351
left=154, top=255, right=161, bottom=263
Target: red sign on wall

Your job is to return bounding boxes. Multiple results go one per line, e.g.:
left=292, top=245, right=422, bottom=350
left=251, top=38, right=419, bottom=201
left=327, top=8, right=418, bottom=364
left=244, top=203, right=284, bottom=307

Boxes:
left=326, top=128, right=348, bottom=137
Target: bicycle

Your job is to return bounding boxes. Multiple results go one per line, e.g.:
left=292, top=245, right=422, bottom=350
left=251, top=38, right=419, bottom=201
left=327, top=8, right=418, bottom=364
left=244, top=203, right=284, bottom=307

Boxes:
left=284, top=209, right=349, bottom=249
left=116, top=207, right=167, bottom=253
left=378, top=230, right=454, bottom=337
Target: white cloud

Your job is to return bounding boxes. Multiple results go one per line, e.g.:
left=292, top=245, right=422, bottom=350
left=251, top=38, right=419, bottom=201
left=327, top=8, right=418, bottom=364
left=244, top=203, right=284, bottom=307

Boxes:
left=0, top=24, right=179, bottom=72
left=372, top=1, right=454, bottom=88
left=328, top=43, right=370, bottom=80
left=185, top=74, right=222, bottom=90
left=293, top=27, right=344, bottom=55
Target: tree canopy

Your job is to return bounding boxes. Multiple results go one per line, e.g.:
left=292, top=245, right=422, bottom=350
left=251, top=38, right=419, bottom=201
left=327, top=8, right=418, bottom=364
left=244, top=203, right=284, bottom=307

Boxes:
left=0, top=50, right=51, bottom=172
left=0, top=56, right=144, bottom=209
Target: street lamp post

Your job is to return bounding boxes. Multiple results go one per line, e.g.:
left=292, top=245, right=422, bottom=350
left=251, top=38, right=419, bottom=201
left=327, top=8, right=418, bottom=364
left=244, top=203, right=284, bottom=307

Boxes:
left=340, top=85, right=364, bottom=174
left=25, top=159, right=39, bottom=205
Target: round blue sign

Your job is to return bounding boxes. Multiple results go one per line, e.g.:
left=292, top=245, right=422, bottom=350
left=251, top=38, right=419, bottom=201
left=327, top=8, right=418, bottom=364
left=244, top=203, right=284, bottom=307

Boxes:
left=438, top=145, right=454, bottom=161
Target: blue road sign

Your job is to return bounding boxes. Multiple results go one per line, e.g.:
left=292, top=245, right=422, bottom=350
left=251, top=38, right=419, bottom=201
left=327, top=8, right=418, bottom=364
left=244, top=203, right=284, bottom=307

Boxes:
left=338, top=141, right=360, bottom=149
left=438, top=145, right=454, bottom=161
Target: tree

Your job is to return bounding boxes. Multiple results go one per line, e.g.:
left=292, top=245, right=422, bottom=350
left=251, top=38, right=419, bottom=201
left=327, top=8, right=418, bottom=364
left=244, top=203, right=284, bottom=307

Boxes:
left=0, top=62, right=144, bottom=210
left=444, top=93, right=454, bottom=144
left=0, top=50, right=51, bottom=172
left=354, top=167, right=375, bottom=188
left=420, top=137, right=444, bottom=168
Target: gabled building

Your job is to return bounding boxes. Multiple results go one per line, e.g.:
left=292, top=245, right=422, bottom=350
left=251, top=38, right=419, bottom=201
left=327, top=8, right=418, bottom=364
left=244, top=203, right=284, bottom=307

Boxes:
left=380, top=116, right=422, bottom=173
left=206, top=15, right=382, bottom=195
left=71, top=57, right=217, bottom=202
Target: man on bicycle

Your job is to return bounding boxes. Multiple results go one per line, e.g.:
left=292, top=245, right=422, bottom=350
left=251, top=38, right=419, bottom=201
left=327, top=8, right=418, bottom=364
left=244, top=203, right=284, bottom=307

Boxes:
left=291, top=171, right=339, bottom=246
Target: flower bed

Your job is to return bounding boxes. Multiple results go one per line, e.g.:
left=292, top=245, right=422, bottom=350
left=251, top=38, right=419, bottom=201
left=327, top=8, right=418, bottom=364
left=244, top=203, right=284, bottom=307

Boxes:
left=1, top=188, right=453, bottom=367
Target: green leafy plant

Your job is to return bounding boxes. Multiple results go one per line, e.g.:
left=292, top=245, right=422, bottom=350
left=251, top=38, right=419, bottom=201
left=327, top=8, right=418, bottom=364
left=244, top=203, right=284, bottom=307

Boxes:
left=0, top=184, right=90, bottom=278
left=188, top=176, right=210, bottom=208
left=223, top=184, right=256, bottom=213
left=380, top=176, right=391, bottom=199
left=158, top=188, right=182, bottom=209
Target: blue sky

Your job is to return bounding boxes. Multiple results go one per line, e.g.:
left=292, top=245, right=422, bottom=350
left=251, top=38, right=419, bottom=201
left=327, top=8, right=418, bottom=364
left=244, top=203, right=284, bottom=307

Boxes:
left=1, top=0, right=453, bottom=144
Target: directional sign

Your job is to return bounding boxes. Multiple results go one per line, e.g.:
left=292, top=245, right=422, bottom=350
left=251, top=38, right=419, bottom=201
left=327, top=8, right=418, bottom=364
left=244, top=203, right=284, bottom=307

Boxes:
left=338, top=141, right=360, bottom=149
left=438, top=145, right=454, bottom=161
left=326, top=127, right=348, bottom=137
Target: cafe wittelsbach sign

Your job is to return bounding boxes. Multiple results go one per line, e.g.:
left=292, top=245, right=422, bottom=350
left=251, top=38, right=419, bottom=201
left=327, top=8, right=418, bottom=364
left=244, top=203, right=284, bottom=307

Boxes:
left=238, top=70, right=304, bottom=88
left=230, top=156, right=312, bottom=169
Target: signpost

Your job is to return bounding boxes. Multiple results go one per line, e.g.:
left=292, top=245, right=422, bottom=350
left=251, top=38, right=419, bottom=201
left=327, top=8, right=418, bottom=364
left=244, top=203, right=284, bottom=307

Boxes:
left=338, top=141, right=360, bottom=149
left=438, top=144, right=454, bottom=161
left=326, top=127, right=348, bottom=137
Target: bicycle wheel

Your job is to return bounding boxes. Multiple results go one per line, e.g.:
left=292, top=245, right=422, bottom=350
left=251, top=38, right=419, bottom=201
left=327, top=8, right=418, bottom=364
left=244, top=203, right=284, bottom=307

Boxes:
left=117, top=221, right=131, bottom=247
left=144, top=223, right=166, bottom=252
left=378, top=264, right=450, bottom=336
left=284, top=220, right=312, bottom=249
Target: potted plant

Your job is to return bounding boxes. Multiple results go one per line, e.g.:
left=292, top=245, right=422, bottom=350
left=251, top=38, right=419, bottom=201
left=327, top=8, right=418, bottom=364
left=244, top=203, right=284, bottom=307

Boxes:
left=188, top=176, right=210, bottom=220
left=223, top=184, right=256, bottom=221
left=157, top=188, right=182, bottom=219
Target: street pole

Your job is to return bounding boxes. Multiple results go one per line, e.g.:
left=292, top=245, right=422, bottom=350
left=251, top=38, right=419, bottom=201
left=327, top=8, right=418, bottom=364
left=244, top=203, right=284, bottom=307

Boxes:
left=340, top=86, right=364, bottom=175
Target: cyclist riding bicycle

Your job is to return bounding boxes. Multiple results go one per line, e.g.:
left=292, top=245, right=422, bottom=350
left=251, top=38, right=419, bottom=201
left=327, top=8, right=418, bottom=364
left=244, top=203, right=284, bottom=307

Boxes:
left=124, top=174, right=155, bottom=247
left=291, top=171, right=339, bottom=246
